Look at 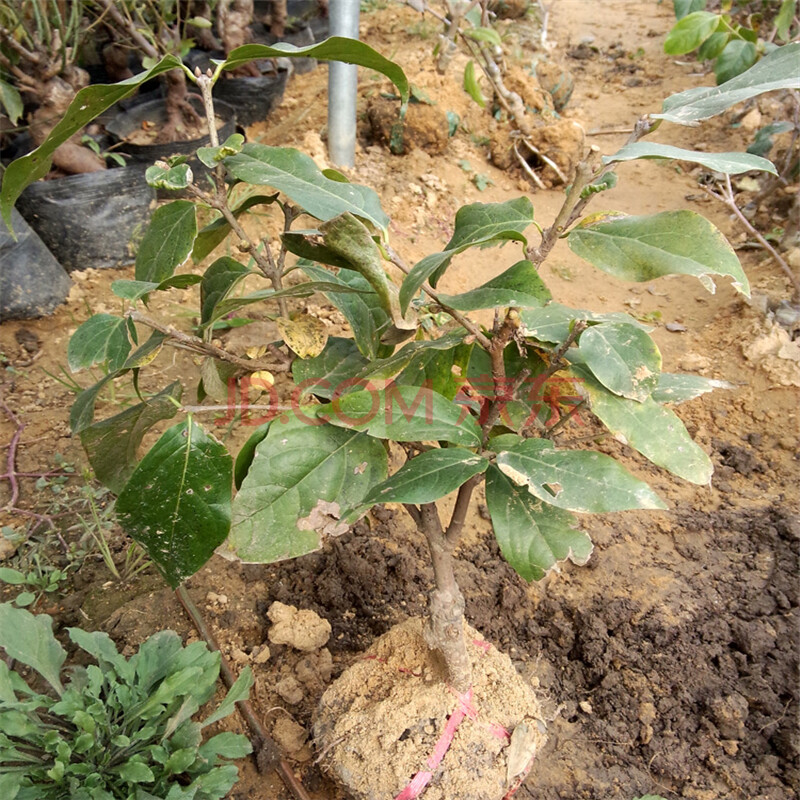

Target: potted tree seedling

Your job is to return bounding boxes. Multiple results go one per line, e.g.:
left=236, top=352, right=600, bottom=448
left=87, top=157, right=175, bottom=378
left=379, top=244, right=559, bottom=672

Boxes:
left=2, top=36, right=798, bottom=800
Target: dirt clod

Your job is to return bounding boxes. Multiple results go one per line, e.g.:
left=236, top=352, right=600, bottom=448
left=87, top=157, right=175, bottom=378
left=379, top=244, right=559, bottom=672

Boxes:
left=267, top=601, right=332, bottom=651
left=366, top=96, right=450, bottom=155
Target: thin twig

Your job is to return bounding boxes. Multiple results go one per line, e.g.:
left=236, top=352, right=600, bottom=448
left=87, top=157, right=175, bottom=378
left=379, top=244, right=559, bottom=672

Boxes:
left=706, top=174, right=800, bottom=305
left=126, top=310, right=291, bottom=372
left=0, top=397, right=64, bottom=532
left=174, top=586, right=313, bottom=800
left=383, top=245, right=492, bottom=350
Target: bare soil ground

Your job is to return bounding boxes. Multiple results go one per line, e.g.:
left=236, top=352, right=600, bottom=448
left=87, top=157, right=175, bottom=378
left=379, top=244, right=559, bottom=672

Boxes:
left=1, top=1, right=798, bottom=799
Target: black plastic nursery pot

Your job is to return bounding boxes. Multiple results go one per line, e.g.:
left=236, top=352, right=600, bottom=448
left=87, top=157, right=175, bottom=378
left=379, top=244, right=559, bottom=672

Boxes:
left=105, top=94, right=237, bottom=165
left=15, top=165, right=156, bottom=274
left=0, top=208, right=72, bottom=322
left=250, top=22, right=326, bottom=74
left=215, top=66, right=290, bottom=126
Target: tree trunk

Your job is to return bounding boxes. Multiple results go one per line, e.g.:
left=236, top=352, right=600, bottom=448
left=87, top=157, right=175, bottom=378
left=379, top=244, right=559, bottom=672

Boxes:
left=418, top=503, right=472, bottom=691
left=271, top=0, right=287, bottom=39
left=28, top=74, right=106, bottom=174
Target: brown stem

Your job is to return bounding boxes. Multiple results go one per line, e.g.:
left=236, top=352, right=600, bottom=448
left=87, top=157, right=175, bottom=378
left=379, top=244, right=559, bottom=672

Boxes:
left=444, top=475, right=481, bottom=547
left=416, top=503, right=472, bottom=691
left=95, top=0, right=159, bottom=59
left=191, top=183, right=290, bottom=317
left=270, top=0, right=288, bottom=38
left=527, top=116, right=657, bottom=265
left=127, top=310, right=291, bottom=372
left=174, top=586, right=312, bottom=800
left=383, top=244, right=492, bottom=350
left=708, top=175, right=800, bottom=306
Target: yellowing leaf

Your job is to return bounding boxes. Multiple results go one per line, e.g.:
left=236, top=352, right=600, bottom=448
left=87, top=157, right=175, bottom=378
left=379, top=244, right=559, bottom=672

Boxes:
left=575, top=210, right=627, bottom=229
left=277, top=314, right=328, bottom=359
left=250, top=371, right=275, bottom=392
left=245, top=345, right=268, bottom=359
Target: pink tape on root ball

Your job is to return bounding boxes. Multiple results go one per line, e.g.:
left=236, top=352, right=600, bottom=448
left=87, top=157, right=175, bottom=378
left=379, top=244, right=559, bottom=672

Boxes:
left=393, top=688, right=474, bottom=800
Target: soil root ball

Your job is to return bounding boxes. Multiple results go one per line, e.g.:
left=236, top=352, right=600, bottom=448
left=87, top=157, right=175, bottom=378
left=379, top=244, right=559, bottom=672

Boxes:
left=367, top=97, right=450, bottom=156
left=314, top=617, right=546, bottom=800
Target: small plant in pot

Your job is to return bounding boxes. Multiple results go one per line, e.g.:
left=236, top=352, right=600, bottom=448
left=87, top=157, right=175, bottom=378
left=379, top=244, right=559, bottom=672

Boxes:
left=0, top=0, right=105, bottom=174
left=3, top=38, right=798, bottom=800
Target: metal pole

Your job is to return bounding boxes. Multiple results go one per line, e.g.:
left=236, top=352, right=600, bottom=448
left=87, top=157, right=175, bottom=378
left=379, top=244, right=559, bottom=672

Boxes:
left=328, top=0, right=360, bottom=167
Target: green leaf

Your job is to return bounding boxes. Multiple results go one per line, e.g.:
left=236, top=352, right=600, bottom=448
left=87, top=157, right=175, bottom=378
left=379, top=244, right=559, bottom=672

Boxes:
left=80, top=382, right=183, bottom=494
left=399, top=197, right=534, bottom=313
left=116, top=419, right=232, bottom=588
left=463, top=27, right=502, bottom=46
left=201, top=667, right=253, bottom=728
left=0, top=772, right=22, bottom=800
left=0, top=79, right=23, bottom=126
left=68, top=314, right=132, bottom=373
left=353, top=332, right=466, bottom=382
left=568, top=210, right=750, bottom=296
left=0, top=605, right=66, bottom=695
left=495, top=438, right=666, bottom=512
left=69, top=332, right=168, bottom=434
left=322, top=385, right=481, bottom=446
left=292, top=337, right=369, bottom=400
left=111, top=275, right=202, bottom=303
left=145, top=162, right=193, bottom=191
left=654, top=43, right=800, bottom=124
left=697, top=31, right=729, bottom=61
left=116, top=760, right=155, bottom=784
left=199, top=731, right=252, bottom=761
left=224, top=144, right=389, bottom=231
left=196, top=133, right=245, bottom=168
left=135, top=201, right=197, bottom=283
left=395, top=341, right=473, bottom=401
left=776, top=0, right=796, bottom=40
left=664, top=11, right=721, bottom=54
left=282, top=231, right=356, bottom=269
left=714, top=39, right=758, bottom=84
left=222, top=38, right=408, bottom=103
left=190, top=764, right=240, bottom=796
left=200, top=257, right=252, bottom=325
left=570, top=359, right=713, bottom=484
left=436, top=260, right=551, bottom=311
left=603, top=142, right=777, bottom=176
left=320, top=212, right=416, bottom=334
left=111, top=280, right=160, bottom=302
left=301, top=264, right=390, bottom=359
left=520, top=302, right=650, bottom=345
left=224, top=416, right=387, bottom=562
left=0, top=568, right=26, bottom=585
left=67, top=628, right=131, bottom=681
left=485, top=466, right=592, bottom=581
left=192, top=195, right=279, bottom=263
left=359, top=447, right=488, bottom=508
left=1, top=54, right=183, bottom=229
left=463, top=60, right=486, bottom=108
left=205, top=280, right=367, bottom=327
left=673, top=0, right=706, bottom=19
left=652, top=373, right=733, bottom=403
left=747, top=121, right=794, bottom=157
left=577, top=322, right=661, bottom=402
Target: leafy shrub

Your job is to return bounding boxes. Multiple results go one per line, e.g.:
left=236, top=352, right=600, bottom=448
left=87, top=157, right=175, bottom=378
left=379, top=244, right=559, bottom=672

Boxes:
left=0, top=603, right=252, bottom=800
left=1, top=35, right=798, bottom=695
left=666, top=0, right=797, bottom=83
